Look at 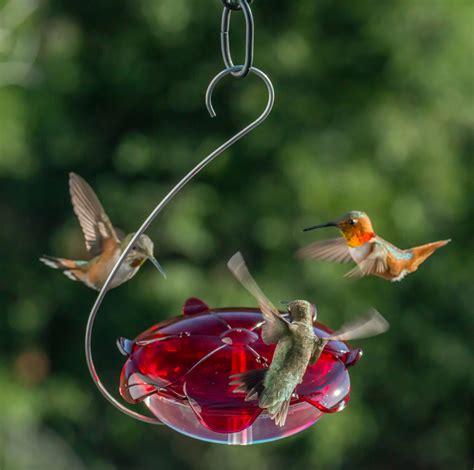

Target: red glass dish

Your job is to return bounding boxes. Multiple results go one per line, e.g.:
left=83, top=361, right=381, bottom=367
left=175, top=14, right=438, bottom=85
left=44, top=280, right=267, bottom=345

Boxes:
left=118, top=297, right=363, bottom=444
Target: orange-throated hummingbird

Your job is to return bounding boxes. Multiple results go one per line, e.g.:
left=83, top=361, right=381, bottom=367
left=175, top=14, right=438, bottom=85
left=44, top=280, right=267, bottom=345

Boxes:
left=40, top=173, right=166, bottom=290
left=298, top=211, right=450, bottom=282
left=227, top=252, right=389, bottom=427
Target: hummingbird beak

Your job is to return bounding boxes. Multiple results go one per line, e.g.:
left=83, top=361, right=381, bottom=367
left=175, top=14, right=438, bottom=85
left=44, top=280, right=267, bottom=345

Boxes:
left=148, top=256, right=167, bottom=279
left=303, top=221, right=338, bottom=232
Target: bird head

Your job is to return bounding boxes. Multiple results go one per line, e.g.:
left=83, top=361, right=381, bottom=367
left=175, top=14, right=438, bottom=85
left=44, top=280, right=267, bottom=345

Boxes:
left=303, top=211, right=375, bottom=247
left=123, top=233, right=167, bottom=278
left=287, top=300, right=316, bottom=323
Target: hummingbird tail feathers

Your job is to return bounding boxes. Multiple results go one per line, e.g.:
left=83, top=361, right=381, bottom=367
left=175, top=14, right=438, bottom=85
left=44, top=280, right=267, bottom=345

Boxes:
left=267, top=397, right=292, bottom=427
left=410, top=239, right=451, bottom=269
left=230, top=368, right=268, bottom=402
left=230, top=368, right=291, bottom=426
left=39, top=255, right=84, bottom=282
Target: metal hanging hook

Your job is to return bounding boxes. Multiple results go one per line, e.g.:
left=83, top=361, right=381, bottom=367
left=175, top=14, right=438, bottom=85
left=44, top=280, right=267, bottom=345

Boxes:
left=84, top=65, right=274, bottom=425
left=221, top=0, right=254, bottom=78
left=206, top=66, right=273, bottom=117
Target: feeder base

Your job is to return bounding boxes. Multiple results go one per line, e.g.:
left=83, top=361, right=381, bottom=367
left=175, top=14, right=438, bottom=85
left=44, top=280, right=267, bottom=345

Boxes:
left=146, top=394, right=323, bottom=445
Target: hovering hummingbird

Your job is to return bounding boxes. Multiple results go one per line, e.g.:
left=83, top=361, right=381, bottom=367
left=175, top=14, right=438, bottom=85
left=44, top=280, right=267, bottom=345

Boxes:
left=298, top=211, right=450, bottom=282
left=40, top=172, right=166, bottom=291
left=227, top=252, right=389, bottom=427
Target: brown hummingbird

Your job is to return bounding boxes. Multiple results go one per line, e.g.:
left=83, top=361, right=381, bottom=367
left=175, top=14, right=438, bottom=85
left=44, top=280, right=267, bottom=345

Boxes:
left=298, top=211, right=450, bottom=282
left=227, top=252, right=389, bottom=427
left=40, top=172, right=166, bottom=290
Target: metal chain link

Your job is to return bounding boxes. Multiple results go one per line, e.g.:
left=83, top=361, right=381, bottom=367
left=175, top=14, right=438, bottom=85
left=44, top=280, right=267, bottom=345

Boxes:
left=220, top=0, right=254, bottom=78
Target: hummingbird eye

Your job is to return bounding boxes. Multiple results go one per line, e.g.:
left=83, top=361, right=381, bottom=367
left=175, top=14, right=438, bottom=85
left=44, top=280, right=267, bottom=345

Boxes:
left=348, top=218, right=357, bottom=226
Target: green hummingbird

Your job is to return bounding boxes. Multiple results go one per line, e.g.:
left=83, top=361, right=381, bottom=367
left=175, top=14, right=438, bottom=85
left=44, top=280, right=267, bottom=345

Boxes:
left=227, top=252, right=389, bottom=427
left=40, top=172, right=166, bottom=291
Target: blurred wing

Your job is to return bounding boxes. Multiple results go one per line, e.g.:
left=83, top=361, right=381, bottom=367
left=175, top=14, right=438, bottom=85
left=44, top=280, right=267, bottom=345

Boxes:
left=114, top=227, right=126, bottom=241
left=344, top=242, right=387, bottom=279
left=328, top=309, right=389, bottom=342
left=297, top=238, right=352, bottom=264
left=69, top=172, right=120, bottom=255
left=228, top=252, right=290, bottom=344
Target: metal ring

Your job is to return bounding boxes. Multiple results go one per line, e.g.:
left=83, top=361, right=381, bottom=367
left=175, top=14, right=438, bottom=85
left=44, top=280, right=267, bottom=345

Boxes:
left=222, top=0, right=253, bottom=11
left=221, top=0, right=254, bottom=78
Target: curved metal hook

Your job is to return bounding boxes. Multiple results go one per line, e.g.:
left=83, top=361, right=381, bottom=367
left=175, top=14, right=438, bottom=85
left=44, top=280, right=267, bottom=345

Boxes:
left=206, top=66, right=273, bottom=118
left=84, top=66, right=274, bottom=425
left=221, top=0, right=254, bottom=78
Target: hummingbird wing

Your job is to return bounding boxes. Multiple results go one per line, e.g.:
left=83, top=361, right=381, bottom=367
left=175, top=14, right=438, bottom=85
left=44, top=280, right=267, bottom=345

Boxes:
left=296, top=238, right=352, bottom=264
left=69, top=173, right=120, bottom=255
left=228, top=252, right=290, bottom=344
left=326, top=309, right=389, bottom=342
left=344, top=240, right=388, bottom=279
left=113, top=227, right=126, bottom=240
left=309, top=338, right=327, bottom=365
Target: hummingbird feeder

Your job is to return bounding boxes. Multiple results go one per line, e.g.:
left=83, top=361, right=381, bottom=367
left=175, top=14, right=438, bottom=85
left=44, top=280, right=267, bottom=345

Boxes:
left=85, top=0, right=364, bottom=444
left=117, top=298, right=362, bottom=444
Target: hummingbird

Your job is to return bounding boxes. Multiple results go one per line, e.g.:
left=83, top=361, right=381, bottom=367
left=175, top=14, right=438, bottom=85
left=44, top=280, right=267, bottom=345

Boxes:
left=39, top=172, right=166, bottom=291
left=227, top=252, right=389, bottom=427
left=297, top=211, right=451, bottom=282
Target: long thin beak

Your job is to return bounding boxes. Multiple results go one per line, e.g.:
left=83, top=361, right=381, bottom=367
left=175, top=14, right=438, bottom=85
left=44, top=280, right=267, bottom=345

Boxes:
left=303, top=221, right=337, bottom=232
left=148, top=256, right=167, bottom=279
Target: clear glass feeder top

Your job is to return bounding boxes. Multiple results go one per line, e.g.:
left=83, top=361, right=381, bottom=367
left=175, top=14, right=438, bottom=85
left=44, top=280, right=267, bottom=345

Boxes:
left=118, top=297, right=363, bottom=445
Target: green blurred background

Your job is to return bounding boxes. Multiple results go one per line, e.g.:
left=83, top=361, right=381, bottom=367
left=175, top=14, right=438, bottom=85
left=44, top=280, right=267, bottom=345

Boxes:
left=0, top=0, right=472, bottom=468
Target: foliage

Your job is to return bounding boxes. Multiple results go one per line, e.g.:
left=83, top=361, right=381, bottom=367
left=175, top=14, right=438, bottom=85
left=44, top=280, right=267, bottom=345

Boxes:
left=0, top=0, right=472, bottom=468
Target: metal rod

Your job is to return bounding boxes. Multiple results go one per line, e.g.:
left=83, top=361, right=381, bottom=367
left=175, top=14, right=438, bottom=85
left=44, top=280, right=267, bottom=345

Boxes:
left=84, top=66, right=275, bottom=425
